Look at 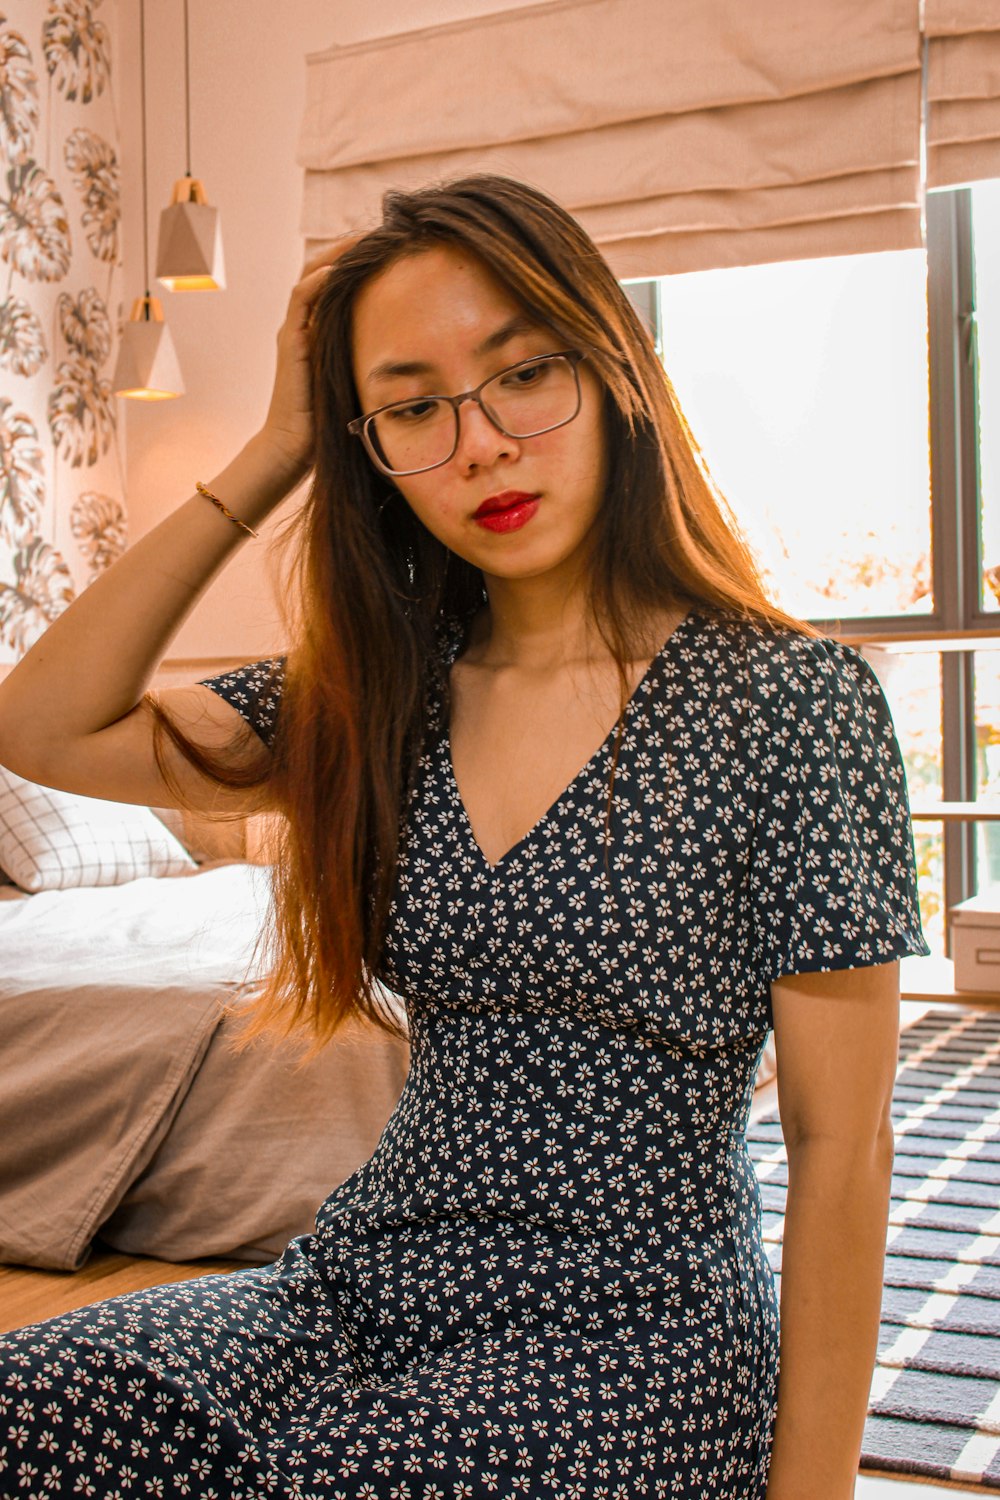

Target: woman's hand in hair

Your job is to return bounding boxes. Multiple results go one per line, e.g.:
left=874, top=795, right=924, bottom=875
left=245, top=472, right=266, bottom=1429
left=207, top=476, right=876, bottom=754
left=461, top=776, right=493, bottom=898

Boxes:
left=257, top=237, right=363, bottom=491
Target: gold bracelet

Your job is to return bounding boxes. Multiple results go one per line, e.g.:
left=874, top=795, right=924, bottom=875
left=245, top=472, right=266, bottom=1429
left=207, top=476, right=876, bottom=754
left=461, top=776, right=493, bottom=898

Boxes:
left=195, top=481, right=260, bottom=539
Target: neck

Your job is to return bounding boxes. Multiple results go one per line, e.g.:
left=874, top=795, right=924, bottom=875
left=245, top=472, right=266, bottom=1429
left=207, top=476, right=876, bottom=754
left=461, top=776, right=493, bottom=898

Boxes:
left=471, top=555, right=604, bottom=669
left=470, top=565, right=681, bottom=671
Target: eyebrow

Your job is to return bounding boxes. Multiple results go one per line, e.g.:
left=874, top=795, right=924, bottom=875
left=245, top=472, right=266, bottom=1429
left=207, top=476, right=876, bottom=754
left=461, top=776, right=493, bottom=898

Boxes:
left=365, top=314, right=540, bottom=385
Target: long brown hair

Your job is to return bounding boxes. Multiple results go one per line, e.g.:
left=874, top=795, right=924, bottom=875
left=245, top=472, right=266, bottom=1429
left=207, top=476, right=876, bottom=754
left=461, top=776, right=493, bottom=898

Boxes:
left=148, top=173, right=815, bottom=1049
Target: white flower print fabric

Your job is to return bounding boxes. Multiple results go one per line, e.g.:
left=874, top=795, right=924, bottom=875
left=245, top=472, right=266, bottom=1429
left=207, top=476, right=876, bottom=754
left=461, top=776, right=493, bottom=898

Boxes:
left=0, top=609, right=928, bottom=1499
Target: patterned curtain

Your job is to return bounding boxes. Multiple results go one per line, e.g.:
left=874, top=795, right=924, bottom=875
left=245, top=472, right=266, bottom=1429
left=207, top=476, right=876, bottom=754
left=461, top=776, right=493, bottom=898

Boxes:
left=0, top=0, right=123, bottom=664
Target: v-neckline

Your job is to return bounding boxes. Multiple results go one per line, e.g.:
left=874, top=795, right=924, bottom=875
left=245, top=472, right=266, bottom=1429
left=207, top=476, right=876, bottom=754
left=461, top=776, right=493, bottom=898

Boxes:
left=442, top=610, right=695, bottom=873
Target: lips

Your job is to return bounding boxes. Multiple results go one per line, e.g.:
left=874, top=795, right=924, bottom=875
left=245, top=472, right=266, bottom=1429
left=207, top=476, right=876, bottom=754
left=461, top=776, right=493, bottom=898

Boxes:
left=472, top=490, right=540, bottom=519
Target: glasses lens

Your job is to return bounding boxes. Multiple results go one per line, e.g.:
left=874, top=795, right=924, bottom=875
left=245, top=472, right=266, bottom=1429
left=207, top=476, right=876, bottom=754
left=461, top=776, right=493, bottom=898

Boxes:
left=480, top=355, right=580, bottom=438
left=367, top=399, right=457, bottom=475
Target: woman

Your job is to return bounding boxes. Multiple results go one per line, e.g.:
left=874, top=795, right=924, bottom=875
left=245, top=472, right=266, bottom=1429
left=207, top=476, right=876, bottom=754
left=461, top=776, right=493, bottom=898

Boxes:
left=0, top=175, right=928, bottom=1500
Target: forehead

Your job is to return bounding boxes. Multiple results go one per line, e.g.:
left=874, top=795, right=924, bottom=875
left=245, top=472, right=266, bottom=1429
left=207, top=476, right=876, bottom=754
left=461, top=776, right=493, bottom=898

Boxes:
left=351, top=245, right=538, bottom=386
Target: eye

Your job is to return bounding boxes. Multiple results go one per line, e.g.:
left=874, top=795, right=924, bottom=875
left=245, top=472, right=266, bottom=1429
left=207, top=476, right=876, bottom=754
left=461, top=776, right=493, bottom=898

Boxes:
left=500, top=360, right=551, bottom=390
left=383, top=398, right=443, bottom=424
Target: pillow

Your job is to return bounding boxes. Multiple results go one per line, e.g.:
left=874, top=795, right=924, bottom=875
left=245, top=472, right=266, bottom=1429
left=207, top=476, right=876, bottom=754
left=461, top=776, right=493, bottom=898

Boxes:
left=0, top=765, right=197, bottom=891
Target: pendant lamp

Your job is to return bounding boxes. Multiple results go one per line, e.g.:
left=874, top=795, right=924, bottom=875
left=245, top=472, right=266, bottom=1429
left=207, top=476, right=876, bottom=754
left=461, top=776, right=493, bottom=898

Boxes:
left=156, top=0, right=225, bottom=292
left=114, top=296, right=185, bottom=400
left=112, top=0, right=184, bottom=399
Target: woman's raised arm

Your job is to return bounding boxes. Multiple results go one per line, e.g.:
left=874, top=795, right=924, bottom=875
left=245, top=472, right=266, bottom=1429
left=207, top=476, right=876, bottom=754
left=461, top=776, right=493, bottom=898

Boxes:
left=0, top=255, right=338, bottom=814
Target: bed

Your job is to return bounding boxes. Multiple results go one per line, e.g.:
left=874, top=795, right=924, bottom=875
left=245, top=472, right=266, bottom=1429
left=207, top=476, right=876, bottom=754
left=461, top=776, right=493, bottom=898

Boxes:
left=0, top=765, right=410, bottom=1278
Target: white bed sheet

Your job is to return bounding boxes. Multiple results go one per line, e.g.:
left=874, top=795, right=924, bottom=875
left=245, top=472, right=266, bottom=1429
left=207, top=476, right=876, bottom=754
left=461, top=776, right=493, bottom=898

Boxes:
left=0, top=862, right=272, bottom=989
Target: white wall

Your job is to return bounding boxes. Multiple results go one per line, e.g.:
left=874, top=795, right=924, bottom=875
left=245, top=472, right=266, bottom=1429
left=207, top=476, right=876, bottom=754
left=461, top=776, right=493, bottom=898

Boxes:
left=118, top=0, right=546, bottom=664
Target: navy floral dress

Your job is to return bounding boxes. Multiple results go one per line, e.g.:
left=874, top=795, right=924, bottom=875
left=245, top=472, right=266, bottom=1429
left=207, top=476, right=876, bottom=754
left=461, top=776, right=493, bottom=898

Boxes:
left=0, top=608, right=928, bottom=1500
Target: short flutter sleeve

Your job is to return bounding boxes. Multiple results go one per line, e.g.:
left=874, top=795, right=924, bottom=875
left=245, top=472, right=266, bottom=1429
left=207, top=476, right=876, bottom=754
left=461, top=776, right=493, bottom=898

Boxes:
left=197, top=657, right=285, bottom=749
left=748, top=631, right=929, bottom=983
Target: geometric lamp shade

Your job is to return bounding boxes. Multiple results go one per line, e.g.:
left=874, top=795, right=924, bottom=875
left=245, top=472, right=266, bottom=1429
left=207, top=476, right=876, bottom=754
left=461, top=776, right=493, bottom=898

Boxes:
left=156, top=176, right=226, bottom=291
left=111, top=296, right=185, bottom=399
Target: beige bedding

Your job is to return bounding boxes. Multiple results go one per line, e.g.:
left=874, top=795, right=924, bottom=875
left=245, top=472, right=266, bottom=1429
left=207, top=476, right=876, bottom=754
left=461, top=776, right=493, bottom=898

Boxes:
left=101, top=1004, right=410, bottom=1265
left=0, top=867, right=409, bottom=1270
left=0, top=979, right=224, bottom=1269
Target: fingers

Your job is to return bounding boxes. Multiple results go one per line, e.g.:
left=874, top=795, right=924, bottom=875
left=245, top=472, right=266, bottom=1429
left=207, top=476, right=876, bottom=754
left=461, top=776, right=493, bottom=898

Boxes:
left=285, top=233, right=367, bottom=326
left=299, top=232, right=366, bottom=280
left=291, top=262, right=337, bottom=312
left=282, top=263, right=340, bottom=332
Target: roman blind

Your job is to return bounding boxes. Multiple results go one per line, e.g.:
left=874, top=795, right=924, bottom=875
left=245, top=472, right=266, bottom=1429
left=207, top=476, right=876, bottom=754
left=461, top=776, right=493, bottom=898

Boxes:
left=925, top=0, right=1000, bottom=188
left=296, top=0, right=968, bottom=276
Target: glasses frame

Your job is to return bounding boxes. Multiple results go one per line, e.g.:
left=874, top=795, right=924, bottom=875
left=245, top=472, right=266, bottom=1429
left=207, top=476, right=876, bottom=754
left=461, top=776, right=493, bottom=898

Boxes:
left=346, top=349, right=589, bottom=477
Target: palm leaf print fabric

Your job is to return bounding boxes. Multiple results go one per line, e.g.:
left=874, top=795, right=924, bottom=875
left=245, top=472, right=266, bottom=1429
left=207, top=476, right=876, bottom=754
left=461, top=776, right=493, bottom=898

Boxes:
left=0, top=393, right=45, bottom=541
left=68, top=486, right=122, bottom=582
left=0, top=291, right=46, bottom=372
left=0, top=0, right=121, bottom=663
left=0, top=17, right=39, bottom=163
left=0, top=610, right=929, bottom=1498
left=42, top=0, right=110, bottom=106
left=62, top=125, right=117, bottom=262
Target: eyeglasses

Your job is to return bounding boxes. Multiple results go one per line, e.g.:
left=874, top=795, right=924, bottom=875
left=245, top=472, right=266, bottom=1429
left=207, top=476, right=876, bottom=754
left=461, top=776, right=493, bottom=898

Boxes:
left=347, top=349, right=588, bottom=477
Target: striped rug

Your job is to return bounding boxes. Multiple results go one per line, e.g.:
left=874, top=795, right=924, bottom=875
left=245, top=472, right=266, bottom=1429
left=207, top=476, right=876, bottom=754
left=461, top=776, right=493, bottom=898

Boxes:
left=747, top=1006, right=1000, bottom=1491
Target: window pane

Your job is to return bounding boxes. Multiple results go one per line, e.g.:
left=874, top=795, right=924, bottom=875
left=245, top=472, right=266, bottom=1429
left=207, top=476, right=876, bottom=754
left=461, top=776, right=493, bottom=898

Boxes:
left=972, top=179, right=1000, bottom=614
left=975, top=649, right=1000, bottom=894
left=865, top=647, right=945, bottom=951
left=913, top=823, right=946, bottom=955
left=656, top=251, right=932, bottom=620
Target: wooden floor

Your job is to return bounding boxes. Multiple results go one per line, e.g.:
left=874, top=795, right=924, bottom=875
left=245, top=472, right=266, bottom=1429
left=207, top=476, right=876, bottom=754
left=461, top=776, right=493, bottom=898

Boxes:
left=0, top=1248, right=243, bottom=1336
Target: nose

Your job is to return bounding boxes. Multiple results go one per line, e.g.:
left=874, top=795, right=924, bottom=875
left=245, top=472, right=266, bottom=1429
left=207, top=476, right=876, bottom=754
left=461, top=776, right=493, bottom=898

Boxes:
left=454, top=395, right=518, bottom=471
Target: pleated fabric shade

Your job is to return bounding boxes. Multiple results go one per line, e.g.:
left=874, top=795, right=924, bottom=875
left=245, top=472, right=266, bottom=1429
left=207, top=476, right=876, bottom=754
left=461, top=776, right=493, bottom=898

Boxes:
left=298, top=0, right=925, bottom=278
left=924, top=0, right=1000, bottom=188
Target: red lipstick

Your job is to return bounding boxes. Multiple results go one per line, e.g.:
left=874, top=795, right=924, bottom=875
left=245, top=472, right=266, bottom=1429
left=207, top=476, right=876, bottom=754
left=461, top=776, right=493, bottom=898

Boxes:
left=472, top=491, right=540, bottom=533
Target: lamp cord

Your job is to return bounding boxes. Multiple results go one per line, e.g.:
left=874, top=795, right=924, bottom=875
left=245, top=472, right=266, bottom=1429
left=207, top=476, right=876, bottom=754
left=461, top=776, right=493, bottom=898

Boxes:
left=183, top=0, right=191, bottom=178
left=139, top=0, right=150, bottom=312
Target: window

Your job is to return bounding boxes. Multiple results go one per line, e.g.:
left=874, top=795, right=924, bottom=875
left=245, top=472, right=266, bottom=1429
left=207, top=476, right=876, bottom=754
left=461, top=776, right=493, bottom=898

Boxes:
left=866, top=648, right=946, bottom=951
left=626, top=181, right=1000, bottom=953
left=975, top=180, right=1000, bottom=615
left=975, top=649, right=1000, bottom=896
left=653, top=251, right=932, bottom=622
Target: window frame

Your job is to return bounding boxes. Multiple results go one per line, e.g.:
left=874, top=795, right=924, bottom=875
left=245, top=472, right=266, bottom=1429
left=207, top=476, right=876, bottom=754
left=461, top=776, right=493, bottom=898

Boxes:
left=629, top=185, right=1000, bottom=923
